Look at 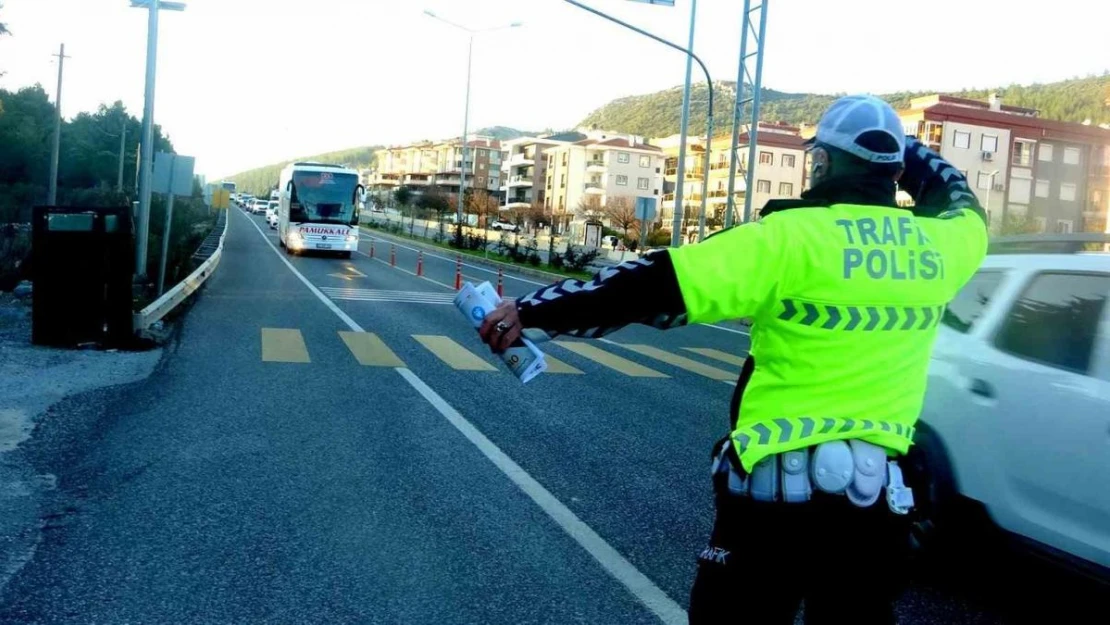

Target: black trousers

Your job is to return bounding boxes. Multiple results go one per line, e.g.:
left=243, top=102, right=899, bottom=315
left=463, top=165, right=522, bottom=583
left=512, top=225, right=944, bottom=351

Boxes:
left=688, top=489, right=912, bottom=624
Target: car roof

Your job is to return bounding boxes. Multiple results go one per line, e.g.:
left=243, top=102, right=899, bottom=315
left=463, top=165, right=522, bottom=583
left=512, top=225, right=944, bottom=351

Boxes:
left=981, top=252, right=1110, bottom=272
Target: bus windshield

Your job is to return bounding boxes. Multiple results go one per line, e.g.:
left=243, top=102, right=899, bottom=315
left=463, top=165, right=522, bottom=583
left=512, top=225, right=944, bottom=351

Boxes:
left=291, top=171, right=358, bottom=224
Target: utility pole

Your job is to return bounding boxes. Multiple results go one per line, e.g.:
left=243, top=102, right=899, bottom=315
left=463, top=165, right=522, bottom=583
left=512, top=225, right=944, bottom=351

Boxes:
left=47, top=44, right=70, bottom=206
left=117, top=120, right=127, bottom=192
left=132, top=0, right=186, bottom=279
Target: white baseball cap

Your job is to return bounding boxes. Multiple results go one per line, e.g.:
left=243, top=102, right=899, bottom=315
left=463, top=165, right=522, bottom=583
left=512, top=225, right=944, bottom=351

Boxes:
left=807, top=95, right=905, bottom=164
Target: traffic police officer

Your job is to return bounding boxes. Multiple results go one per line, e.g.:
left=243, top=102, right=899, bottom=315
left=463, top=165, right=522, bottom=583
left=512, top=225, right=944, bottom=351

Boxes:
left=479, top=95, right=988, bottom=624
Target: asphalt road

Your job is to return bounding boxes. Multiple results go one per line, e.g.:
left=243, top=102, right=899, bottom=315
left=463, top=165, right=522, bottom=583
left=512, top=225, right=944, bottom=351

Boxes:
left=0, top=208, right=1098, bottom=623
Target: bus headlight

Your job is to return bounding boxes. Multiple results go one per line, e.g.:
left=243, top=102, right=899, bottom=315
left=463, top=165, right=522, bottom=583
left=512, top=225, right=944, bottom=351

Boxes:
left=345, top=234, right=357, bottom=242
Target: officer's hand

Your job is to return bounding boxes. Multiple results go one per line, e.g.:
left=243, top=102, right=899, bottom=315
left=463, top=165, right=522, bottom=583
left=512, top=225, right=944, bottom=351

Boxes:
left=479, top=301, right=523, bottom=353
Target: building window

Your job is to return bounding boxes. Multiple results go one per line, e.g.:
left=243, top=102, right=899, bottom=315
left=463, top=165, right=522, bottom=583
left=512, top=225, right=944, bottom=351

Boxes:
left=953, top=130, right=971, bottom=149
left=1034, top=179, right=1050, bottom=198
left=994, top=272, right=1110, bottom=374
left=618, top=152, right=631, bottom=164
left=980, top=134, right=998, bottom=153
left=758, top=151, right=773, bottom=165
left=924, top=122, right=944, bottom=145
left=1060, top=183, right=1077, bottom=201
left=778, top=182, right=794, bottom=196
left=560, top=174, right=566, bottom=188
left=782, top=154, right=796, bottom=168
left=637, top=177, right=649, bottom=190
left=976, top=172, right=994, bottom=190
left=1055, top=220, right=1074, bottom=233
left=476, top=176, right=485, bottom=186
left=616, top=175, right=628, bottom=186
left=1063, top=147, right=1081, bottom=165
left=639, top=155, right=650, bottom=167
left=1038, top=143, right=1053, bottom=162
left=756, top=179, right=771, bottom=193
left=1012, top=140, right=1035, bottom=167
left=561, top=153, right=568, bottom=166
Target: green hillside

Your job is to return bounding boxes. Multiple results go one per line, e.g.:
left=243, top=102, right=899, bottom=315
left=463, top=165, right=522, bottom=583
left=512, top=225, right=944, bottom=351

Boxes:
left=579, top=74, right=1110, bottom=138
left=225, top=145, right=381, bottom=196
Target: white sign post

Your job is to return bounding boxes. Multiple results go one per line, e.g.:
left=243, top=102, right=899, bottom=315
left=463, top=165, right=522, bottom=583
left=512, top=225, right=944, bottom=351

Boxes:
left=152, top=152, right=195, bottom=295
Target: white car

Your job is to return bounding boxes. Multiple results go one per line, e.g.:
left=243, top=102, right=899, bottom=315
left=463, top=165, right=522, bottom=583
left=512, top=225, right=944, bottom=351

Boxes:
left=913, top=234, right=1110, bottom=577
left=266, top=204, right=279, bottom=229
left=250, top=199, right=268, bottom=215
left=490, top=220, right=519, bottom=232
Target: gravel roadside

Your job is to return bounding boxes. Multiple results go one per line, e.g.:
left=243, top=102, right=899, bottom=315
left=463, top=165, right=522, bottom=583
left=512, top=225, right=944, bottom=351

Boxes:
left=0, top=291, right=161, bottom=591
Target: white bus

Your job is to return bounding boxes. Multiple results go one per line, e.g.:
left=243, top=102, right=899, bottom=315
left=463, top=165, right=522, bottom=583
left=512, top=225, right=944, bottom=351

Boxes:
left=277, top=162, right=363, bottom=258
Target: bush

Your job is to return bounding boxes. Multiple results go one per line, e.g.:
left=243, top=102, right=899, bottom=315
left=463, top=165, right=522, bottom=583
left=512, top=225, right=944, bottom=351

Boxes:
left=646, top=229, right=672, bottom=247
left=550, top=246, right=599, bottom=273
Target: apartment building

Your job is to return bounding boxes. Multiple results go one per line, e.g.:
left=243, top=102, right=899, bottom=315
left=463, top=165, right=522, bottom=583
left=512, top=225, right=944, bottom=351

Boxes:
left=542, top=133, right=665, bottom=226
left=900, top=94, right=1110, bottom=233
left=656, top=122, right=807, bottom=225
left=367, top=136, right=502, bottom=200
left=500, top=132, right=585, bottom=209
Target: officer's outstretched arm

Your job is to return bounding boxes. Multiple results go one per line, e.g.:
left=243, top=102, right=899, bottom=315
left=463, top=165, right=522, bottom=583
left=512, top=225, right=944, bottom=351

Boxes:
left=516, top=220, right=787, bottom=338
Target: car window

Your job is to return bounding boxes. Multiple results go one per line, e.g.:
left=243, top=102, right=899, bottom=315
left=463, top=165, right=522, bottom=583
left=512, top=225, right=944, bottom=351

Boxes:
left=994, top=272, right=1110, bottom=375
left=941, top=270, right=1005, bottom=333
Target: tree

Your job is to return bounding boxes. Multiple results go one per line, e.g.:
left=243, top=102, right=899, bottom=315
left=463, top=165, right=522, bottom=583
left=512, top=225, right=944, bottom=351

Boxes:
left=469, top=189, right=499, bottom=227
left=576, top=195, right=603, bottom=222
left=522, top=201, right=548, bottom=231
left=604, top=196, right=639, bottom=241
left=393, top=186, right=412, bottom=207
left=995, top=212, right=1044, bottom=236
left=416, top=186, right=451, bottom=223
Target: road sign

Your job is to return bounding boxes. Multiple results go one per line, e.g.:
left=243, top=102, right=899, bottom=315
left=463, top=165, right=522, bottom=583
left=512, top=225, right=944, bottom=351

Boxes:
left=152, top=152, right=195, bottom=197
left=635, top=197, right=657, bottom=222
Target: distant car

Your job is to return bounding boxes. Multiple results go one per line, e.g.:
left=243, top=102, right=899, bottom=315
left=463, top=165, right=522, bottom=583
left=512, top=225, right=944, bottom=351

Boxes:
left=250, top=199, right=268, bottom=215
left=267, top=211, right=279, bottom=229
left=601, top=235, right=619, bottom=249
left=490, top=220, right=519, bottom=232
left=912, top=234, right=1110, bottom=577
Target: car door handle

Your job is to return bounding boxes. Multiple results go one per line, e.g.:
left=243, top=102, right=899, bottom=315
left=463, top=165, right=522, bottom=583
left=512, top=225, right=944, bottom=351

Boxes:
left=968, top=378, right=995, bottom=398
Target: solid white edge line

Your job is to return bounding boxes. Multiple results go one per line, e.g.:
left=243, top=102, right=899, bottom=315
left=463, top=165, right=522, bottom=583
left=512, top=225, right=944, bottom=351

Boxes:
left=394, top=367, right=687, bottom=625
left=244, top=208, right=686, bottom=624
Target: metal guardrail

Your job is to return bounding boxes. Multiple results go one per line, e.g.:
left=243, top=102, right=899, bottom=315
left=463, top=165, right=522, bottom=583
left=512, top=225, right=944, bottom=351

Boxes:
left=133, top=210, right=228, bottom=332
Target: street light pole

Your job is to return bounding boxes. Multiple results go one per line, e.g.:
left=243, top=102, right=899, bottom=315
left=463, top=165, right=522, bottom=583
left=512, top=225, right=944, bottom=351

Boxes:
left=47, top=43, right=70, bottom=206
left=673, top=0, right=696, bottom=247
left=422, top=10, right=520, bottom=239
left=131, top=0, right=185, bottom=279
left=985, top=169, right=999, bottom=228
left=563, top=0, right=713, bottom=246
left=458, top=34, right=474, bottom=229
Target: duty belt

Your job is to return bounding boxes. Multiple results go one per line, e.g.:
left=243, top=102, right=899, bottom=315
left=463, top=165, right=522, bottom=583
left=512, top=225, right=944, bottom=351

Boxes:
left=711, top=439, right=915, bottom=514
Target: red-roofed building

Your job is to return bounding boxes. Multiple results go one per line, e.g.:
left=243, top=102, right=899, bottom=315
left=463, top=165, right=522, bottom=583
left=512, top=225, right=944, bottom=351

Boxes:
left=899, top=94, right=1110, bottom=233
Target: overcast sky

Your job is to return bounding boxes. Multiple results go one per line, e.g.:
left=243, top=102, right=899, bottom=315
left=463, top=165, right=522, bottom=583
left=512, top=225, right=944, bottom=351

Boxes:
left=2, top=0, right=1107, bottom=178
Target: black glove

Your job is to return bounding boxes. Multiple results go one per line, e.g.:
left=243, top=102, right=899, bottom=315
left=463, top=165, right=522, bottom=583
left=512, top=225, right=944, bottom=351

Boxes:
left=900, top=136, right=984, bottom=219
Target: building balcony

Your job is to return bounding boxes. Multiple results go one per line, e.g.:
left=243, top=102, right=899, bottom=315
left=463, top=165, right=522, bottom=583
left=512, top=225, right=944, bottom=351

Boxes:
left=710, top=161, right=731, bottom=171
left=586, top=160, right=607, bottom=172
left=504, top=198, right=532, bottom=209
left=665, top=167, right=678, bottom=176
left=403, top=175, right=432, bottom=186
left=507, top=175, right=533, bottom=187
left=584, top=183, right=605, bottom=194
left=684, top=169, right=706, bottom=179
left=507, top=152, right=535, bottom=166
